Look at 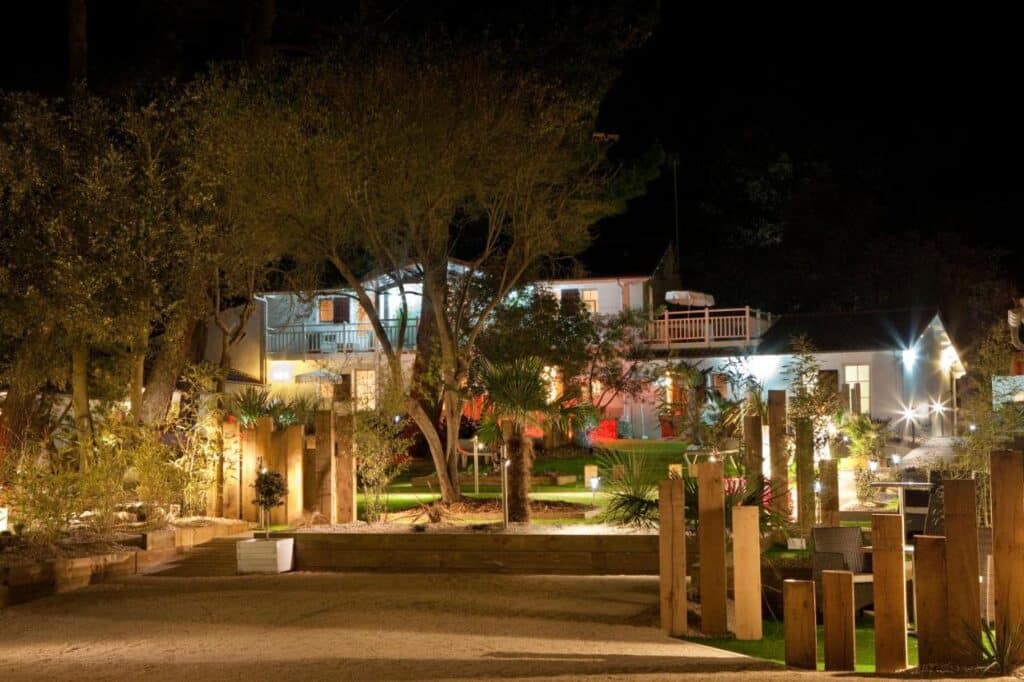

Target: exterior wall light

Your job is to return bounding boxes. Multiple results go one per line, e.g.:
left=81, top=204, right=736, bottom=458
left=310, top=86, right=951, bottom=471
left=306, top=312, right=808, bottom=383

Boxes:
left=902, top=347, right=918, bottom=370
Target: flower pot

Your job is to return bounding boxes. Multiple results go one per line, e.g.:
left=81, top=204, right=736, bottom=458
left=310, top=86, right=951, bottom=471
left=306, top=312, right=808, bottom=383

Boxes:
left=236, top=537, right=294, bottom=574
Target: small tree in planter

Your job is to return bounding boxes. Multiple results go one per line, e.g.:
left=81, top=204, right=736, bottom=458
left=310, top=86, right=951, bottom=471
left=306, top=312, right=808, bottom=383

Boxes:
left=238, top=467, right=292, bottom=573
left=253, top=468, right=287, bottom=538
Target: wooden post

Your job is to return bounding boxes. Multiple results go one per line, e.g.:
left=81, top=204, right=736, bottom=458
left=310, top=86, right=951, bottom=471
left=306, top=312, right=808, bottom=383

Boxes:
left=943, top=479, right=982, bottom=665
left=239, top=424, right=260, bottom=522
left=658, top=478, right=687, bottom=636
left=818, top=459, right=840, bottom=527
left=872, top=513, right=908, bottom=673
left=222, top=420, right=241, bottom=519
left=767, top=390, right=789, bottom=517
left=584, top=464, right=598, bottom=485
left=698, top=460, right=728, bottom=636
left=991, top=450, right=1024, bottom=666
left=668, top=463, right=684, bottom=478
left=333, top=414, right=357, bottom=524
left=285, top=424, right=304, bottom=524
left=822, top=570, right=855, bottom=671
left=914, top=535, right=950, bottom=666
left=732, top=505, right=762, bottom=640
left=742, top=414, right=763, bottom=506
left=314, top=411, right=334, bottom=517
left=784, top=579, right=817, bottom=670
left=794, top=417, right=814, bottom=531
left=255, top=416, right=274, bottom=526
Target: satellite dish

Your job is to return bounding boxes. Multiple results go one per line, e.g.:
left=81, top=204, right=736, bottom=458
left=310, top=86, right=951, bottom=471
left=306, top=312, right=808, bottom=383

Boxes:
left=665, top=291, right=716, bottom=307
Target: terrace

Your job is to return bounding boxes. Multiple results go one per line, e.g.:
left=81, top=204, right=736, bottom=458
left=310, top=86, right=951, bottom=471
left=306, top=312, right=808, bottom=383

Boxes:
left=266, top=319, right=418, bottom=357
left=643, top=306, right=774, bottom=348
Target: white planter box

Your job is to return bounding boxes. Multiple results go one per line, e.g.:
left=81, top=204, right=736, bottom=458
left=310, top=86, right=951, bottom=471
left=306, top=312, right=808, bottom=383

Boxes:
left=237, top=537, right=294, bottom=574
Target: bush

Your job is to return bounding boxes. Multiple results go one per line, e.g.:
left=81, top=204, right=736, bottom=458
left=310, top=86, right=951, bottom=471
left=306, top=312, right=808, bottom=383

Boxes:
left=253, top=469, right=286, bottom=537
left=596, top=449, right=660, bottom=529
left=0, top=445, right=83, bottom=546
left=854, top=466, right=878, bottom=506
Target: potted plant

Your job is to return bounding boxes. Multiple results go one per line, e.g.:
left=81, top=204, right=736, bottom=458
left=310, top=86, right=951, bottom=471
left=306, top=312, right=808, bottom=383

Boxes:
left=237, top=468, right=293, bottom=573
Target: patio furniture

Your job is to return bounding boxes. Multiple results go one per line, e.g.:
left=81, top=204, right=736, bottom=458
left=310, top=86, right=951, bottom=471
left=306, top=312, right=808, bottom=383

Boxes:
left=812, top=526, right=874, bottom=615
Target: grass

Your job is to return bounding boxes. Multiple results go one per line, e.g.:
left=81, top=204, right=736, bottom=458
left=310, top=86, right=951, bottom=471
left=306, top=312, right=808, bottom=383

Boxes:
left=691, top=617, right=918, bottom=673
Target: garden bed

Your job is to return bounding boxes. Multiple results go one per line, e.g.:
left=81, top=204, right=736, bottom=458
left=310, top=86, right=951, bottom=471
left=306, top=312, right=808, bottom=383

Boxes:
left=272, top=525, right=658, bottom=574
left=1, top=518, right=248, bottom=608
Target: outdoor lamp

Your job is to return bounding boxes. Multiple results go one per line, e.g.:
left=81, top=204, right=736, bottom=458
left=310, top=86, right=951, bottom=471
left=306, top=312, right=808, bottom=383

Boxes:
left=589, top=476, right=601, bottom=492
left=867, top=459, right=879, bottom=472
left=813, top=481, right=822, bottom=493
left=891, top=454, right=901, bottom=465
left=969, top=423, right=978, bottom=432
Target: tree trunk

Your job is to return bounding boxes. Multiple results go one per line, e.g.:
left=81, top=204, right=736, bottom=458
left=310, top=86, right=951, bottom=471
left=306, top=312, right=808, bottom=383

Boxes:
left=141, top=313, right=203, bottom=427
left=66, top=0, right=87, bottom=89
left=71, top=342, right=93, bottom=466
left=406, top=399, right=458, bottom=503
left=795, top=417, right=815, bottom=531
left=507, top=426, right=532, bottom=523
left=211, top=341, right=232, bottom=518
left=443, top=389, right=463, bottom=497
left=129, top=326, right=147, bottom=423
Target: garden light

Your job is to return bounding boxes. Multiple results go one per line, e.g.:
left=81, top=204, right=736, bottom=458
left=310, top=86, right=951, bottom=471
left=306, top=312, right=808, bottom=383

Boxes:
left=868, top=459, right=879, bottom=472
left=930, top=399, right=947, bottom=414
left=813, top=481, right=822, bottom=493
left=589, top=476, right=600, bottom=491
left=969, top=423, right=978, bottom=432
left=891, top=454, right=901, bottom=465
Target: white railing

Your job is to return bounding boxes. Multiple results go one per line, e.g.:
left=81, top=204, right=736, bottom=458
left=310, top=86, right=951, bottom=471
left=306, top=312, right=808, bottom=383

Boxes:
left=267, top=319, right=418, bottom=356
left=644, top=307, right=772, bottom=346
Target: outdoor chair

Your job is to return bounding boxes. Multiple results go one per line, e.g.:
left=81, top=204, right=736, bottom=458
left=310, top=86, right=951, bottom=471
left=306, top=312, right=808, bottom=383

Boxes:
left=812, top=526, right=874, bottom=615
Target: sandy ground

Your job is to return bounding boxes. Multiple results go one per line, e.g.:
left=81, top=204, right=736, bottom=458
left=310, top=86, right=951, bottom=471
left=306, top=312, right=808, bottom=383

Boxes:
left=0, top=570, right=789, bottom=682
left=0, top=570, right=1001, bottom=681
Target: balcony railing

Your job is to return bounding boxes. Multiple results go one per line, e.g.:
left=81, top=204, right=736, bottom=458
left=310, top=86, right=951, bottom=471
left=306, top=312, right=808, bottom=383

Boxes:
left=267, top=319, right=418, bottom=356
left=644, top=307, right=773, bottom=347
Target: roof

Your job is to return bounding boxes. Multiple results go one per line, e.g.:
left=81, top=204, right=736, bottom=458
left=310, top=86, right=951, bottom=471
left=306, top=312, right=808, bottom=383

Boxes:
left=754, top=308, right=942, bottom=355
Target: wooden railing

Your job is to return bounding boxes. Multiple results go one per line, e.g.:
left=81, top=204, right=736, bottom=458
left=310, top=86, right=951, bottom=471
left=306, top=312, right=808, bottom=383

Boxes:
left=644, top=307, right=772, bottom=347
left=267, top=319, right=418, bottom=356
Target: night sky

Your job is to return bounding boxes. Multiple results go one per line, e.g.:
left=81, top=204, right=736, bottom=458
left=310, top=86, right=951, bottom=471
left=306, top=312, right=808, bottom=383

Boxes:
left=2, top=2, right=1019, bottom=345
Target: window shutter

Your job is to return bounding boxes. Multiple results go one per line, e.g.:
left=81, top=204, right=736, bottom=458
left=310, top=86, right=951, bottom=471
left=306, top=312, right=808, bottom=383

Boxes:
left=334, top=297, right=350, bottom=323
left=318, top=299, right=334, bottom=323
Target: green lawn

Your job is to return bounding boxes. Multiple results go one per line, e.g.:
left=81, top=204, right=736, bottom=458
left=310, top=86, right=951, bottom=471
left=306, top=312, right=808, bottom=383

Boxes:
left=690, top=618, right=918, bottom=673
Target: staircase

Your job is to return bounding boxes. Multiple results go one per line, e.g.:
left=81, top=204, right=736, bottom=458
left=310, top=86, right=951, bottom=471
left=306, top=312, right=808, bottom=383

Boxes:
left=144, top=533, right=252, bottom=578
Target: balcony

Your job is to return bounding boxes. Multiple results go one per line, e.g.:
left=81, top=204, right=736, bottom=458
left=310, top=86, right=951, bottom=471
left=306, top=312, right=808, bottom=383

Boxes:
left=644, top=307, right=773, bottom=348
left=267, top=319, right=418, bottom=357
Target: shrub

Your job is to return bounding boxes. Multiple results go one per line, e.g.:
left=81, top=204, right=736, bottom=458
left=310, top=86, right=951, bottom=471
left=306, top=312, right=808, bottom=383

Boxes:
left=253, top=469, right=287, bottom=537
left=854, top=466, right=878, bottom=506
left=596, top=449, right=660, bottom=529
left=0, top=445, right=83, bottom=546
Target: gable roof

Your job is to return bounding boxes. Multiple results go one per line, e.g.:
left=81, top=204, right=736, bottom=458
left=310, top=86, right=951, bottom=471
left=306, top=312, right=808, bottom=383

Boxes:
left=755, top=308, right=942, bottom=355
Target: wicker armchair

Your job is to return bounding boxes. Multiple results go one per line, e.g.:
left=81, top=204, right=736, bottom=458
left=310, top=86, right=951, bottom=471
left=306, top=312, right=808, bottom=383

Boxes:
left=812, top=526, right=874, bottom=614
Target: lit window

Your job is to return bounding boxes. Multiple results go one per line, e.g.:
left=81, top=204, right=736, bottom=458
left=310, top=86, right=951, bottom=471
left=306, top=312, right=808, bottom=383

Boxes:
left=581, top=289, right=599, bottom=314
left=843, top=364, right=870, bottom=414
left=355, top=369, right=376, bottom=410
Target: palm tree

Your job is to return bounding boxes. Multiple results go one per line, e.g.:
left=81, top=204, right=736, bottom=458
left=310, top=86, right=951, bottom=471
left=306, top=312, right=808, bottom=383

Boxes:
left=478, top=357, right=592, bottom=524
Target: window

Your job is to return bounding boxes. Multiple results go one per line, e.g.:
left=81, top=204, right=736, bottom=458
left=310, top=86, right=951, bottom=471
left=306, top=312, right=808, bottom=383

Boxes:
left=333, top=374, right=352, bottom=402
left=560, top=288, right=581, bottom=305
left=581, top=289, right=599, bottom=314
left=843, top=364, right=870, bottom=414
left=319, top=297, right=350, bottom=323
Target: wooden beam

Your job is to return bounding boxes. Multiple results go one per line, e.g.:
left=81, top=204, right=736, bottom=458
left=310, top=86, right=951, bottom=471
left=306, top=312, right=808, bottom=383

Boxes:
left=222, top=420, right=241, bottom=519
left=822, top=570, right=855, bottom=671
left=732, top=505, right=762, bottom=640
left=314, top=411, right=334, bottom=517
left=333, top=414, right=357, bottom=524
left=991, top=450, right=1024, bottom=666
left=794, top=417, right=814, bottom=531
left=742, top=414, right=763, bottom=506
left=285, top=424, right=304, bottom=524
left=767, top=390, right=789, bottom=517
left=943, top=479, right=982, bottom=665
left=698, top=460, right=728, bottom=636
left=784, top=579, right=817, bottom=669
left=658, top=478, right=687, bottom=636
left=818, top=459, right=840, bottom=527
left=872, top=513, right=907, bottom=673
left=914, top=535, right=950, bottom=666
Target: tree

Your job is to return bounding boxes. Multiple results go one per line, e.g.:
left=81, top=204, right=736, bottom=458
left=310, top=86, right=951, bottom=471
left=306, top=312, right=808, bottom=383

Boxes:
left=477, top=357, right=560, bottom=523
left=200, top=44, right=638, bottom=502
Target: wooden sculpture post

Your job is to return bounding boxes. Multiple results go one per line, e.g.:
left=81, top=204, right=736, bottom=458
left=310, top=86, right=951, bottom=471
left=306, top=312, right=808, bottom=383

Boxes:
left=822, top=570, right=855, bottom=671
left=767, top=390, right=789, bottom=516
left=698, top=460, right=728, bottom=636
left=732, top=505, right=762, bottom=640
left=658, top=477, right=687, bottom=636
left=914, top=535, right=950, bottom=666
left=991, top=450, right=1024, bottom=666
left=285, top=424, right=304, bottom=523
left=784, top=579, right=817, bottom=669
left=872, top=513, right=907, bottom=673
left=943, top=479, right=981, bottom=664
